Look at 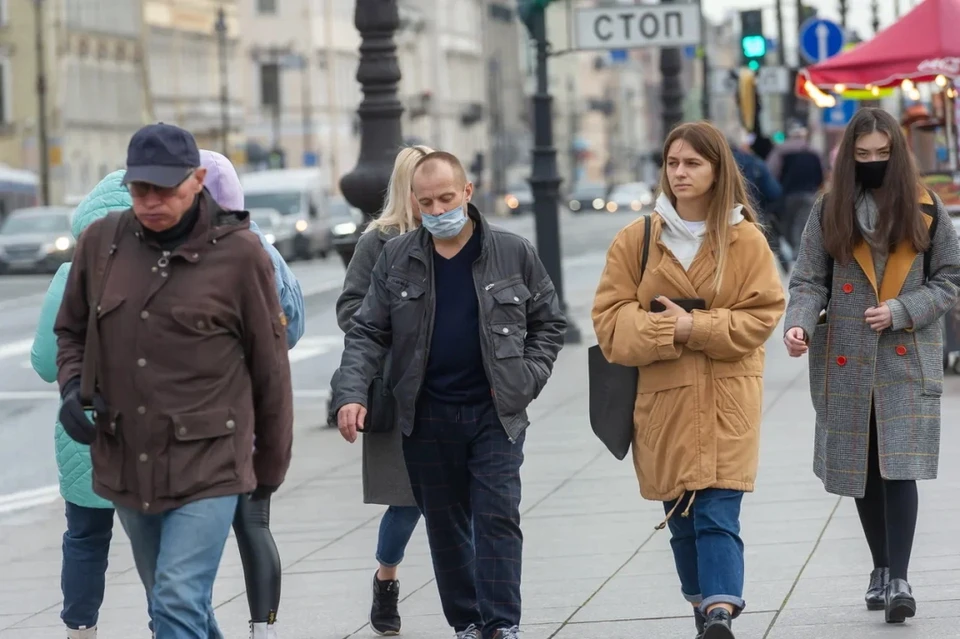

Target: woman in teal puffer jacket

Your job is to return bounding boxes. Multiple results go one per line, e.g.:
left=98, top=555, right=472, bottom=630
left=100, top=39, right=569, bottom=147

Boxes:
left=31, top=170, right=130, bottom=639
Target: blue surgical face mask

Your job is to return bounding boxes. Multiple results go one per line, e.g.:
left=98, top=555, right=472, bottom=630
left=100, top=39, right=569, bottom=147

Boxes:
left=420, top=197, right=468, bottom=239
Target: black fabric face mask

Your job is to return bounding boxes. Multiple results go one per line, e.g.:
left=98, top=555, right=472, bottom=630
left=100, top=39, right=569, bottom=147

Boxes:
left=855, top=160, right=889, bottom=190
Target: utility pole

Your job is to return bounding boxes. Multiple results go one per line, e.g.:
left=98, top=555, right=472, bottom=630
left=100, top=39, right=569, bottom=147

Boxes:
left=301, top=2, right=314, bottom=164
left=659, top=0, right=684, bottom=141
left=215, top=6, right=230, bottom=158
left=838, top=0, right=848, bottom=28
left=33, top=0, right=50, bottom=205
left=698, top=0, right=710, bottom=119
left=870, top=0, right=880, bottom=34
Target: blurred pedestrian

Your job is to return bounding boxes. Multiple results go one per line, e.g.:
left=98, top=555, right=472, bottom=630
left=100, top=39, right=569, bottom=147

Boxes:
left=53, top=123, right=294, bottom=639
left=766, top=122, right=825, bottom=255
left=200, top=149, right=302, bottom=639
left=784, top=107, right=960, bottom=624
left=333, top=144, right=433, bottom=636
left=335, top=150, right=567, bottom=639
left=728, top=129, right=786, bottom=271
left=593, top=121, right=786, bottom=639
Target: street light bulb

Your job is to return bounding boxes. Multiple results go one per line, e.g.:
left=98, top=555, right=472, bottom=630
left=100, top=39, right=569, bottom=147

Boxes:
left=910, top=88, right=921, bottom=101
left=901, top=79, right=913, bottom=91
left=936, top=75, right=948, bottom=87
left=834, top=84, right=846, bottom=93
left=871, top=86, right=880, bottom=96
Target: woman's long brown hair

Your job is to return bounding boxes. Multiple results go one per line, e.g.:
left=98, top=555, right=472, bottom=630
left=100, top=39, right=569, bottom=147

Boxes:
left=659, top=121, right=759, bottom=291
left=823, top=107, right=927, bottom=264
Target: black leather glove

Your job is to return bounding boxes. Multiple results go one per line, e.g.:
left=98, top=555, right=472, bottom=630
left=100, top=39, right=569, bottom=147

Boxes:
left=250, top=484, right=279, bottom=501
left=58, top=377, right=106, bottom=446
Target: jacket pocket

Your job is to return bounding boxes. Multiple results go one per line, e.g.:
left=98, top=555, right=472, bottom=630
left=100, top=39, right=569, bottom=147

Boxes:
left=489, top=280, right=531, bottom=323
left=171, top=305, right=229, bottom=337
left=489, top=323, right=533, bottom=413
left=91, top=410, right=125, bottom=493
left=385, top=277, right=426, bottom=326
left=635, top=376, right=693, bottom=451
left=167, top=408, right=239, bottom=498
left=715, top=376, right=761, bottom=437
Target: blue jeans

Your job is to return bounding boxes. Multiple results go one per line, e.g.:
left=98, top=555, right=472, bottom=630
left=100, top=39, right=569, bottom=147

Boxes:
left=116, top=495, right=238, bottom=639
left=61, top=503, right=115, bottom=630
left=376, top=505, right=422, bottom=567
left=663, top=489, right=746, bottom=615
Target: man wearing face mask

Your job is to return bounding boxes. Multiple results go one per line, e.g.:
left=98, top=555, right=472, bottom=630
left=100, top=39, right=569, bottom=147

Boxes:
left=335, top=151, right=566, bottom=639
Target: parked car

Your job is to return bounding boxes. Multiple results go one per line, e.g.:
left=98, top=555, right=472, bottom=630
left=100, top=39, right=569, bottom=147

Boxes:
left=0, top=206, right=75, bottom=274
left=504, top=182, right=534, bottom=215
left=606, top=182, right=654, bottom=213
left=249, top=207, right=297, bottom=262
left=567, top=183, right=608, bottom=213
left=240, top=168, right=332, bottom=260
left=327, top=195, right=365, bottom=245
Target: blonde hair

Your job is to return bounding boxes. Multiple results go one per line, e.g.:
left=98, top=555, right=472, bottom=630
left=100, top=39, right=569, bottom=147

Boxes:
left=366, top=144, right=435, bottom=235
left=659, top=121, right=758, bottom=292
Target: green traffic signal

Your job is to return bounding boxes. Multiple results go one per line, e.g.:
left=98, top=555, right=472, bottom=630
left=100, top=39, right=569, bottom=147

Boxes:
left=517, top=0, right=553, bottom=32
left=748, top=60, right=760, bottom=71
left=741, top=35, right=766, bottom=58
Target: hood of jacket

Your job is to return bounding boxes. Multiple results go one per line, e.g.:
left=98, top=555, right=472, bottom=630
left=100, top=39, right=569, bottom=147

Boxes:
left=654, top=192, right=744, bottom=269
left=71, top=170, right=132, bottom=239
left=200, top=149, right=244, bottom=210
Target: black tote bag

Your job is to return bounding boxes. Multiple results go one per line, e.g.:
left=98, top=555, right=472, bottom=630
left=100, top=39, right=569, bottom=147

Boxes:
left=588, top=214, right=651, bottom=460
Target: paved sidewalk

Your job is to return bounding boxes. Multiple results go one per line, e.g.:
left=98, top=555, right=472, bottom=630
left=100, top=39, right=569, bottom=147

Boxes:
left=2, top=294, right=960, bottom=638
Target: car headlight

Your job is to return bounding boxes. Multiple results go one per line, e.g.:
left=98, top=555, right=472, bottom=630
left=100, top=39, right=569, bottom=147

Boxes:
left=505, top=195, right=519, bottom=209
left=569, top=200, right=581, bottom=211
left=295, top=219, right=309, bottom=232
left=630, top=200, right=642, bottom=211
left=640, top=193, right=652, bottom=206
left=264, top=233, right=276, bottom=244
left=592, top=198, right=604, bottom=210
left=54, top=236, right=71, bottom=251
left=606, top=201, right=618, bottom=212
left=333, top=222, right=357, bottom=236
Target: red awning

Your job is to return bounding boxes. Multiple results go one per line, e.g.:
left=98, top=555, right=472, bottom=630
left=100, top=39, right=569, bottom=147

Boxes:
left=797, top=0, right=960, bottom=95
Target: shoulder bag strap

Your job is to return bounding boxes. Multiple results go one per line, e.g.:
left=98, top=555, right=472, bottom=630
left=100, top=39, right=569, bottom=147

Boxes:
left=640, top=214, right=651, bottom=281
left=79, top=211, right=129, bottom=404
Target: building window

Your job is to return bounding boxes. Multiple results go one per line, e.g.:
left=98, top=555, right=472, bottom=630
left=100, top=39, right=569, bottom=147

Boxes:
left=257, top=0, right=276, bottom=14
left=260, top=62, right=280, bottom=108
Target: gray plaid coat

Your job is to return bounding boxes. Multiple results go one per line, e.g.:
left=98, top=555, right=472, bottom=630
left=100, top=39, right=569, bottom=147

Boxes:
left=785, top=193, right=960, bottom=498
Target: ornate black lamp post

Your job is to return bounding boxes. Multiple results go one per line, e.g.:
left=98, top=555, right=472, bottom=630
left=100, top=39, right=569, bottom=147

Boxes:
left=519, top=0, right=581, bottom=345
left=338, top=0, right=404, bottom=267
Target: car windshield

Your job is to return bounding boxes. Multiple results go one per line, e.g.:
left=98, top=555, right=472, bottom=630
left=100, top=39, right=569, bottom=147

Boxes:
left=250, top=212, right=275, bottom=230
left=327, top=197, right=355, bottom=221
left=244, top=192, right=301, bottom=216
left=573, top=184, right=605, bottom=198
left=1, top=211, right=71, bottom=235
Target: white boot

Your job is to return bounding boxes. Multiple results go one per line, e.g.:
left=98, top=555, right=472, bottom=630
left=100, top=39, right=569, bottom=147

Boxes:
left=66, top=626, right=97, bottom=639
left=250, top=621, right=279, bottom=638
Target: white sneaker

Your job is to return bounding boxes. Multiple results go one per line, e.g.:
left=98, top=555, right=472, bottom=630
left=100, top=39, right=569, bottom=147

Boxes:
left=250, top=621, right=280, bottom=638
left=66, top=627, right=97, bottom=639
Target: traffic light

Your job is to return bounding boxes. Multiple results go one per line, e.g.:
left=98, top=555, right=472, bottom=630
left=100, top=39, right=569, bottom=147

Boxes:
left=517, top=0, right=554, bottom=32
left=739, top=10, right=766, bottom=72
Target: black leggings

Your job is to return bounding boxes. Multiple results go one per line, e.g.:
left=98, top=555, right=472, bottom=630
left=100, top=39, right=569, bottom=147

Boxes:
left=233, top=494, right=282, bottom=622
left=854, top=412, right=919, bottom=581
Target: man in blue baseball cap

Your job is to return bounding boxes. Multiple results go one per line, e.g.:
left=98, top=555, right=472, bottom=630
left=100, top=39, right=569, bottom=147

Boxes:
left=54, top=121, right=294, bottom=639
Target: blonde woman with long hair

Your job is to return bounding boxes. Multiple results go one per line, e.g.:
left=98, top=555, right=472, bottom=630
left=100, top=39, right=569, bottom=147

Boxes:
left=334, top=144, right=433, bottom=636
left=592, top=122, right=785, bottom=639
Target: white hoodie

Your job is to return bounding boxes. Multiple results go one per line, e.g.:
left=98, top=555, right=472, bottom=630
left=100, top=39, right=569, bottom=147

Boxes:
left=654, top=192, right=746, bottom=271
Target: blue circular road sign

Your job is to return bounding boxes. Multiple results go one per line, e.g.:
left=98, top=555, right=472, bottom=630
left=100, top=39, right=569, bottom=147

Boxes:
left=799, top=18, right=846, bottom=64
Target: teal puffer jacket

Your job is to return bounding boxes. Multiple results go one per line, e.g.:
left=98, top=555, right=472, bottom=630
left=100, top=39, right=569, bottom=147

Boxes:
left=30, top=171, right=130, bottom=509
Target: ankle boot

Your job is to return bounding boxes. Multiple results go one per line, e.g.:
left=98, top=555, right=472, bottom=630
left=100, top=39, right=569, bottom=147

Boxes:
left=701, top=608, right=735, bottom=639
left=66, top=627, right=97, bottom=639
left=694, top=608, right=706, bottom=638
left=884, top=578, right=916, bottom=624
left=865, top=567, right=889, bottom=610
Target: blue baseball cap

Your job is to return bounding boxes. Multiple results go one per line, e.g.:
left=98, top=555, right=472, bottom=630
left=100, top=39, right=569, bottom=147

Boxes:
left=123, top=123, right=201, bottom=188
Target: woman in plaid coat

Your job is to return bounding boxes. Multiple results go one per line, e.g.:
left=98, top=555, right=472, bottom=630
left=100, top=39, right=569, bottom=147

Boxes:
left=784, top=108, right=960, bottom=624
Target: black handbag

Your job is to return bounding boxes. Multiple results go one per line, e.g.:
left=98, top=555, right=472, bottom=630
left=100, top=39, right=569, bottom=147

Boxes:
left=328, top=356, right=396, bottom=433
left=588, top=214, right=651, bottom=460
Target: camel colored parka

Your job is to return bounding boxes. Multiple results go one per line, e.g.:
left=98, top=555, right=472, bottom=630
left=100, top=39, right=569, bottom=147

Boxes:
left=592, top=207, right=785, bottom=503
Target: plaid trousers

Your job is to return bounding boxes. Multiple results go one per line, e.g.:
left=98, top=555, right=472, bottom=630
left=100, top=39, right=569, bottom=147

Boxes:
left=403, top=397, right=525, bottom=638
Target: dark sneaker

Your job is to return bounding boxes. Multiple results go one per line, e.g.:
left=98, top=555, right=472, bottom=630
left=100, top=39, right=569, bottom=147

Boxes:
left=456, top=625, right=481, bottom=639
left=370, top=572, right=401, bottom=636
left=702, top=608, right=735, bottom=639
left=694, top=607, right=706, bottom=638
left=492, top=626, right=520, bottom=639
